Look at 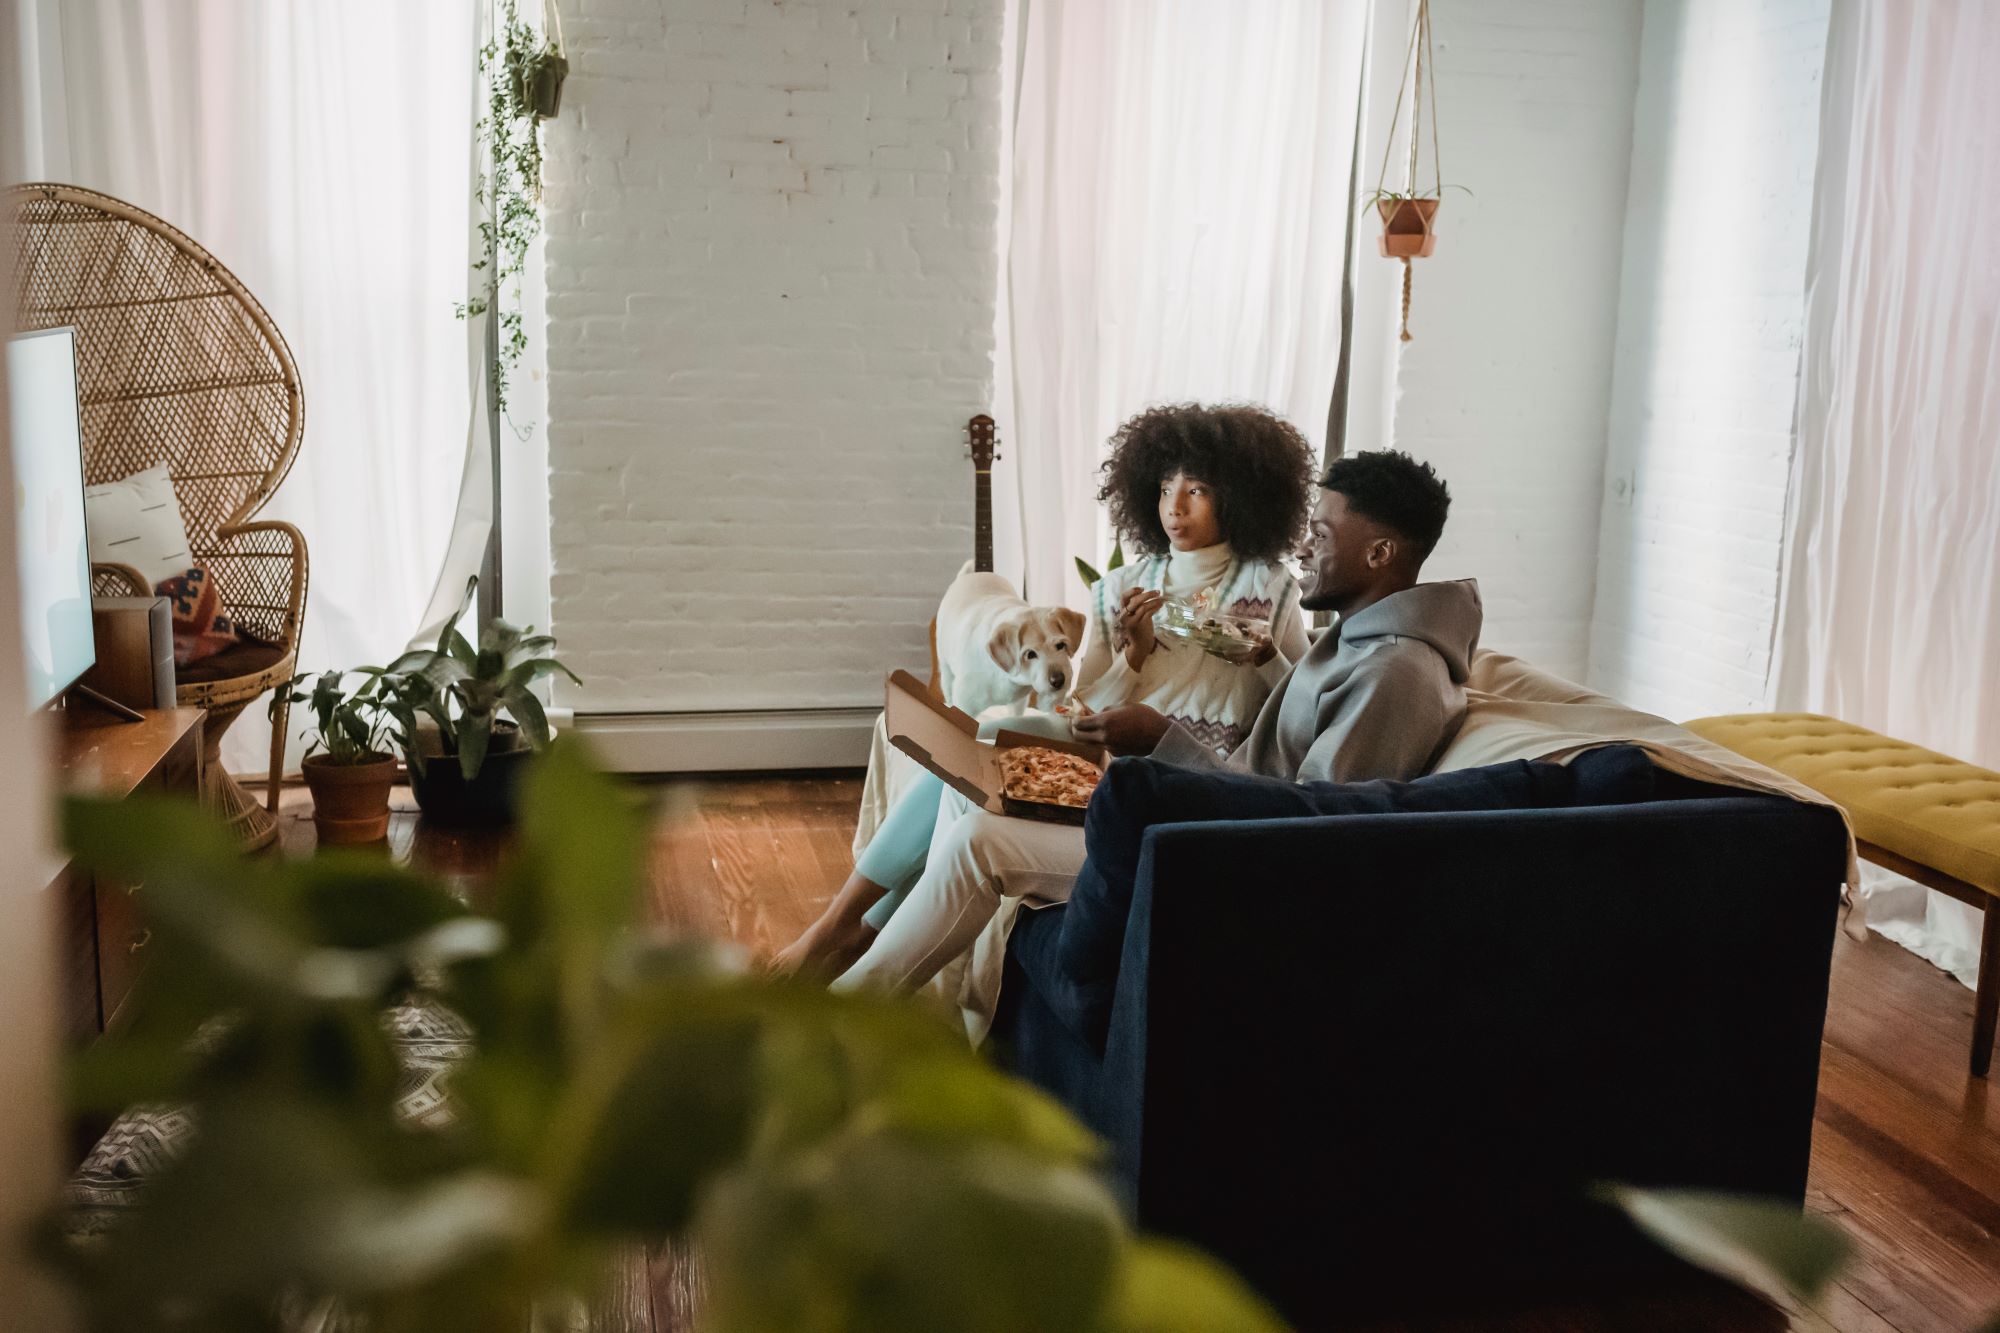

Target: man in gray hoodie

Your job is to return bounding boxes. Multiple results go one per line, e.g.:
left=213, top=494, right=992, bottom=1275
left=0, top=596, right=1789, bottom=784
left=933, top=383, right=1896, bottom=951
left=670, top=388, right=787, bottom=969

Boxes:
left=836, top=450, right=1480, bottom=1018
left=1075, top=448, right=1481, bottom=783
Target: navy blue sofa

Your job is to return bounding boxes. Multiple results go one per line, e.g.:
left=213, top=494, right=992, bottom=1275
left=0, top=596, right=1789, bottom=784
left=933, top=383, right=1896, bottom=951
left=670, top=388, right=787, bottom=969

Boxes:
left=989, top=764, right=1848, bottom=1325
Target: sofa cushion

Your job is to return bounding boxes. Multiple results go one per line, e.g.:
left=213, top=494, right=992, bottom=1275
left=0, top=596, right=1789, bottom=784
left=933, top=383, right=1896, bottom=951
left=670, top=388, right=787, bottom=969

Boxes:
left=175, top=633, right=287, bottom=686
left=1054, top=746, right=1658, bottom=1000
left=84, top=463, right=194, bottom=588
left=155, top=565, right=240, bottom=665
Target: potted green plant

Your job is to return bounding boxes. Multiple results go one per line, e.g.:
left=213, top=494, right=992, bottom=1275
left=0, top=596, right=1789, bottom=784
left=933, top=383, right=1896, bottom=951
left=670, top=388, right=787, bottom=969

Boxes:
left=1364, top=187, right=1441, bottom=259
left=50, top=746, right=1284, bottom=1331
left=269, top=668, right=400, bottom=845
left=381, top=576, right=580, bottom=827
left=505, top=1, right=568, bottom=121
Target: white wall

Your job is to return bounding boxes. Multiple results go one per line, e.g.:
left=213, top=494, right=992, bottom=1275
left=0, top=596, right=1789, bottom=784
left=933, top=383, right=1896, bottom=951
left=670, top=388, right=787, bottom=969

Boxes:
left=1383, top=0, right=1644, bottom=683
left=1586, top=0, right=1831, bottom=719
left=544, top=0, right=1003, bottom=746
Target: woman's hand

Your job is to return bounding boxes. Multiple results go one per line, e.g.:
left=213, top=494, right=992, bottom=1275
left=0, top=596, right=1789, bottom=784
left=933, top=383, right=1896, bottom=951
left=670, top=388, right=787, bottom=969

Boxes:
left=1072, top=704, right=1173, bottom=757
left=1117, top=587, right=1166, bottom=671
left=1245, top=627, right=1277, bottom=667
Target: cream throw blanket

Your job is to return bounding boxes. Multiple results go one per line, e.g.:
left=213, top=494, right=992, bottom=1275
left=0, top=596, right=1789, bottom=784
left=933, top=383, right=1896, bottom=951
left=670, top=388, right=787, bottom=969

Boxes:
left=1441, top=651, right=1862, bottom=926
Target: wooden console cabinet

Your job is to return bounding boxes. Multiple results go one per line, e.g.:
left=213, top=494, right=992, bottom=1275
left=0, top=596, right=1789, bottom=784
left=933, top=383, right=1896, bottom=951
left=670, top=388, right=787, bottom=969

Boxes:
left=54, top=707, right=204, bottom=1038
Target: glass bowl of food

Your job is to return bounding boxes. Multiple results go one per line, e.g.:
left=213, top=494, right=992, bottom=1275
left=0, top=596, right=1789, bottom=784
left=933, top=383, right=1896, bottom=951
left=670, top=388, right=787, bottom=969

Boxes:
left=1157, top=593, right=1270, bottom=664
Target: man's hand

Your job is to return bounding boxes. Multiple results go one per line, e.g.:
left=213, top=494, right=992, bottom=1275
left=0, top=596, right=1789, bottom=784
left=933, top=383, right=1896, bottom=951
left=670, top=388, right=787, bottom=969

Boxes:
left=1071, top=704, right=1173, bottom=757
left=1116, top=587, right=1166, bottom=671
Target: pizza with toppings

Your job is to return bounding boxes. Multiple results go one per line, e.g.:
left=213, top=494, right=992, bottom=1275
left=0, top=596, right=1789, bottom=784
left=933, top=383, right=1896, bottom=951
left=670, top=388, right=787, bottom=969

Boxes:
left=1000, top=745, right=1103, bottom=809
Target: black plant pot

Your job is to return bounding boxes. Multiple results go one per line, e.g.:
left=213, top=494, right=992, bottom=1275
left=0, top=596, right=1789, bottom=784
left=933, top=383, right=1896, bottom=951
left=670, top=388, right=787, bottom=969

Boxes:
left=409, top=725, right=536, bottom=827
left=509, top=50, right=568, bottom=120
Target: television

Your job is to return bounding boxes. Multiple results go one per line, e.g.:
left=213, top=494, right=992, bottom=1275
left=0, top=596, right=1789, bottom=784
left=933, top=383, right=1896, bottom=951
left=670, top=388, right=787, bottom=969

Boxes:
left=7, top=327, right=96, bottom=711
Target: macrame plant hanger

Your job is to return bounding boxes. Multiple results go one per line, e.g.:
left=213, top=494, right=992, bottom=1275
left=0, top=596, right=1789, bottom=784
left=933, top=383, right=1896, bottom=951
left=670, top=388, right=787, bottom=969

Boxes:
left=1375, top=0, right=1443, bottom=341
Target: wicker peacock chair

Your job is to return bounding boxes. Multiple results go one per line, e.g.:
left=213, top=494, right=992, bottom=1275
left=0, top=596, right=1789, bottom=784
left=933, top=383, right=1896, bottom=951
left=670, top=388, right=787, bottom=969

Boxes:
left=9, top=183, right=309, bottom=850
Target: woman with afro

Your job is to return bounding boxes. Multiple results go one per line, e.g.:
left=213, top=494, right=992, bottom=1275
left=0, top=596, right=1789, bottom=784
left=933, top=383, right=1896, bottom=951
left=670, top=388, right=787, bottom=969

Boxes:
left=1074, top=402, right=1314, bottom=742
left=771, top=402, right=1315, bottom=981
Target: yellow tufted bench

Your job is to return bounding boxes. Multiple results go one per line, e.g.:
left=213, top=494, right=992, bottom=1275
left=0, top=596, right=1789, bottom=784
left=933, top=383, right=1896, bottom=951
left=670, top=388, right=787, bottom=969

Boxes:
left=1685, top=713, right=2000, bottom=1076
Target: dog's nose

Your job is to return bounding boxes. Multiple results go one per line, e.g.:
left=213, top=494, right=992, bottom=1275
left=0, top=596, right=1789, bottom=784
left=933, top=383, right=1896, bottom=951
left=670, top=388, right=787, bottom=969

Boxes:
left=1049, top=670, right=1066, bottom=689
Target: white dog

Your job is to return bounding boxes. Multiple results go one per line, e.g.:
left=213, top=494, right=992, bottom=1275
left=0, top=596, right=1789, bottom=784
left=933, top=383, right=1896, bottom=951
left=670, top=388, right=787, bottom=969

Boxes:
left=934, top=562, right=1087, bottom=717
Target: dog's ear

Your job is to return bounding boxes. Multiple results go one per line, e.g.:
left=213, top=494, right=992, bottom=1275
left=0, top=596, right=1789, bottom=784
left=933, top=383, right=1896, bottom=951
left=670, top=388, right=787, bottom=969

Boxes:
left=1050, top=607, right=1086, bottom=652
left=986, top=615, right=1026, bottom=672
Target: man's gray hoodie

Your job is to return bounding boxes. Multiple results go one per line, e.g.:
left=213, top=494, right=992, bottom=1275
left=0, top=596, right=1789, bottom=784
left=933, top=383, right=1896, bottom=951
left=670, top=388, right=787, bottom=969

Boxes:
left=1152, top=578, right=1484, bottom=784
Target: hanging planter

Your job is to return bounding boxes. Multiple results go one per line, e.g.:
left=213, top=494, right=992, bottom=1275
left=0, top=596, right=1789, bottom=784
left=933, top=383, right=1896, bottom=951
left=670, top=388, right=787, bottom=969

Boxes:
left=1375, top=195, right=1439, bottom=259
left=509, top=49, right=568, bottom=120
left=1369, top=0, right=1467, bottom=342
left=505, top=0, right=568, bottom=121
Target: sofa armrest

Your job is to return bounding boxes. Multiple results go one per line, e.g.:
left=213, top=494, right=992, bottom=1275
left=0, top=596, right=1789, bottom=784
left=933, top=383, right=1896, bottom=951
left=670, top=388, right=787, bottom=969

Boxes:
left=1097, top=797, right=1846, bottom=1322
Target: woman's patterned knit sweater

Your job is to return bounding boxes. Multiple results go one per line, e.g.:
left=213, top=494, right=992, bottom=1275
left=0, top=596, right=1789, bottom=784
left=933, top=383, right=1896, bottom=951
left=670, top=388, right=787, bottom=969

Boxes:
left=1075, top=543, right=1307, bottom=756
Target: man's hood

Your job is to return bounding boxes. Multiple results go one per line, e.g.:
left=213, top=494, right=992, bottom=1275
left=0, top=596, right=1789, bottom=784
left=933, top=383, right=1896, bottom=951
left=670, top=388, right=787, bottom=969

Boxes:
left=1337, top=578, right=1483, bottom=683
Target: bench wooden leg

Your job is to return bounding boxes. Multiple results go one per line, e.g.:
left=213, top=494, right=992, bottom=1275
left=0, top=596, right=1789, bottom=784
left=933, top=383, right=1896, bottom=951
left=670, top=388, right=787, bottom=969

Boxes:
left=1975, top=906, right=2000, bottom=1078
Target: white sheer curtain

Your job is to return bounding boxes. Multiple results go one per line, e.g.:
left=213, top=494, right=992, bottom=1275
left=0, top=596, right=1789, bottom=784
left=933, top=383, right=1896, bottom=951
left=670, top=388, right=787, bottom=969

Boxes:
left=16, top=0, right=479, bottom=774
left=1771, top=0, right=2000, bottom=984
left=993, top=0, right=1370, bottom=607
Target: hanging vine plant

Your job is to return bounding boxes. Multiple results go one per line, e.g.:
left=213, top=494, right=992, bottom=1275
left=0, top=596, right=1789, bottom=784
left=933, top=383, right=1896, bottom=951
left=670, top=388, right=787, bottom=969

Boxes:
left=458, top=0, right=567, bottom=431
left=1369, top=0, right=1468, bottom=342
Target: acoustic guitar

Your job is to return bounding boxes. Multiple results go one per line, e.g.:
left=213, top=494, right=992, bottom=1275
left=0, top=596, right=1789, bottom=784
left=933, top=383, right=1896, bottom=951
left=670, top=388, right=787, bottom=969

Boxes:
left=967, top=412, right=998, bottom=573
left=927, top=413, right=1002, bottom=700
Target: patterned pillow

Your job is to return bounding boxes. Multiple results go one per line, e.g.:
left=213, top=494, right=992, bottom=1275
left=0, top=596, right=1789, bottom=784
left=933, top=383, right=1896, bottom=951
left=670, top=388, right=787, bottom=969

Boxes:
left=154, top=566, right=239, bottom=665
left=83, top=464, right=194, bottom=588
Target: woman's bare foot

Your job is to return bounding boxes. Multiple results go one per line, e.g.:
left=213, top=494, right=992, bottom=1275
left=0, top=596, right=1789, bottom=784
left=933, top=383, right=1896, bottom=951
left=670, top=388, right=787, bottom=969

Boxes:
left=767, top=870, right=893, bottom=979
left=767, top=912, right=877, bottom=980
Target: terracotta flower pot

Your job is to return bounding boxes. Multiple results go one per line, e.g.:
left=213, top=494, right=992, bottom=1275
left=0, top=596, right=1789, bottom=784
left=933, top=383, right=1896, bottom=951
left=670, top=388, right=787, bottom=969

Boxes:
left=302, top=753, right=399, bottom=845
left=1377, top=197, right=1440, bottom=259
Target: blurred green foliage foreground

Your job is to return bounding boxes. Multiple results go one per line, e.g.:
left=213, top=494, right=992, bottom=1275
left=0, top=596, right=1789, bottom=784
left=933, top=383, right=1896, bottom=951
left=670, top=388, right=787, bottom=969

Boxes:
left=47, top=743, right=1285, bottom=1333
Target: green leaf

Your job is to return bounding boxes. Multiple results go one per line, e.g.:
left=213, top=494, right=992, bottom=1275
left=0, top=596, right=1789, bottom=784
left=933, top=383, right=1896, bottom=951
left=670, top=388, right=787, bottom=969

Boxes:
left=502, top=685, right=551, bottom=749
left=1107, top=539, right=1125, bottom=572
left=510, top=741, right=646, bottom=945
left=478, top=617, right=525, bottom=658
left=385, top=648, right=442, bottom=675
left=417, top=655, right=472, bottom=691
left=457, top=714, right=493, bottom=781
left=438, top=576, right=478, bottom=656
left=553, top=998, right=763, bottom=1233
left=1108, top=1240, right=1289, bottom=1332
left=446, top=628, right=478, bottom=669
left=700, top=1139, right=1123, bottom=1333
left=502, top=655, right=581, bottom=692
left=858, top=1058, right=1101, bottom=1166
left=1596, top=1185, right=1852, bottom=1306
left=1076, top=557, right=1102, bottom=588
left=284, top=856, right=469, bottom=952
left=506, top=632, right=558, bottom=659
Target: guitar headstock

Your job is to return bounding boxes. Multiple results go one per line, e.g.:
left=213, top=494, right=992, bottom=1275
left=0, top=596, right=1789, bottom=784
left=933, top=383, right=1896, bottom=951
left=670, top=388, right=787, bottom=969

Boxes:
left=967, top=413, right=1000, bottom=469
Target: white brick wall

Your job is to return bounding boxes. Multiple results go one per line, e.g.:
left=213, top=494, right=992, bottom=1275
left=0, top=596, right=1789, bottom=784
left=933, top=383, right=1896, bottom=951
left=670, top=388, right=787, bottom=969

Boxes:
left=1585, top=0, right=1830, bottom=719
left=543, top=0, right=1003, bottom=715
left=1386, top=0, right=1644, bottom=683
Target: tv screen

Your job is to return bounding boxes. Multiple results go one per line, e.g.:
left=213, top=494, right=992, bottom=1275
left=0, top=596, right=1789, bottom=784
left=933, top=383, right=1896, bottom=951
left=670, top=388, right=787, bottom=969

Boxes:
left=7, top=328, right=96, bottom=710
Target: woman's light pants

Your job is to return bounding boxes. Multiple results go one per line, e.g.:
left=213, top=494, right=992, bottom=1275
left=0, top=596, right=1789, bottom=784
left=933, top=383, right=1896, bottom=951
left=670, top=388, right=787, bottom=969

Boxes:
left=834, top=787, right=1087, bottom=994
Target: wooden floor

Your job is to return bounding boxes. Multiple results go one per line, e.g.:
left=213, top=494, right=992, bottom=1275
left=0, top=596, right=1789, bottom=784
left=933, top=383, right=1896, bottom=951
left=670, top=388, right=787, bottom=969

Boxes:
left=275, top=775, right=2000, bottom=1332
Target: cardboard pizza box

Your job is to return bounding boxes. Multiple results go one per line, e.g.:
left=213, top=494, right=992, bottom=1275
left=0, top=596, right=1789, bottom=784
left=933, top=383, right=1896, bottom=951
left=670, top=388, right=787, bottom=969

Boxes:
left=883, top=670, right=1108, bottom=825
